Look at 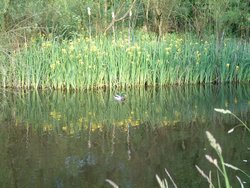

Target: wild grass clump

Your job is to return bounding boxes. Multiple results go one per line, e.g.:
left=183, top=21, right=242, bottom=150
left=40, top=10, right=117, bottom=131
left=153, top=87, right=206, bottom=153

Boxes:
left=156, top=108, right=249, bottom=188
left=195, top=109, right=250, bottom=188
left=156, top=168, right=177, bottom=188
left=196, top=131, right=250, bottom=188
left=0, top=32, right=249, bottom=90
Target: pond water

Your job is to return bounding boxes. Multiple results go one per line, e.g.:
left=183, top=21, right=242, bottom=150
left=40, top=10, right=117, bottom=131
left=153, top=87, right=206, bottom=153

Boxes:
left=0, top=84, right=249, bottom=188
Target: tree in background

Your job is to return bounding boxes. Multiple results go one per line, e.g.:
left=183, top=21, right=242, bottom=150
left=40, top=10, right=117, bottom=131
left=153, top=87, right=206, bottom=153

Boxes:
left=0, top=0, right=249, bottom=40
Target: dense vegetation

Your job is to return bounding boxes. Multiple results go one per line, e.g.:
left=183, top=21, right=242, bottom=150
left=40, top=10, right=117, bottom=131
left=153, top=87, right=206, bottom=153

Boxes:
left=1, top=0, right=249, bottom=38
left=0, top=0, right=249, bottom=90
left=1, top=33, right=249, bottom=90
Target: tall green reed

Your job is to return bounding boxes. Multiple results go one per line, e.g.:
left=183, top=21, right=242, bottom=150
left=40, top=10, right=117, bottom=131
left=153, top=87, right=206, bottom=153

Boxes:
left=0, top=32, right=249, bottom=90
left=112, top=11, right=116, bottom=42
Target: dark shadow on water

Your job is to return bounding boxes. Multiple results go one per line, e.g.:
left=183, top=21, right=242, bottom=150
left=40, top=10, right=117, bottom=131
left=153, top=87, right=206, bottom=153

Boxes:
left=0, top=84, right=249, bottom=187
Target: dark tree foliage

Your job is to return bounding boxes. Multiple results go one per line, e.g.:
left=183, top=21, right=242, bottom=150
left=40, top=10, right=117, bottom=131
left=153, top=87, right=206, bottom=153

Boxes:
left=0, top=0, right=249, bottom=39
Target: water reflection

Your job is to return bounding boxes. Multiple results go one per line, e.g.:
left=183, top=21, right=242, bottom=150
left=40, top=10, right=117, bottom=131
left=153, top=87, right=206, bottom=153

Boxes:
left=0, top=84, right=249, bottom=187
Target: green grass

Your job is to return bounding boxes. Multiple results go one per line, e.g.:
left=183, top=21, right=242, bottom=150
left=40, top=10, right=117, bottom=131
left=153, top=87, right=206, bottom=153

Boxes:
left=0, top=31, right=249, bottom=90
left=157, top=109, right=250, bottom=188
left=195, top=109, right=250, bottom=188
left=195, top=130, right=250, bottom=188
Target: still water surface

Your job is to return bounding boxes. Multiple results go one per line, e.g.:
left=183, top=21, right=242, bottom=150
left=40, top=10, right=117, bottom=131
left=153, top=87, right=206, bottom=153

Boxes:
left=0, top=85, right=249, bottom=188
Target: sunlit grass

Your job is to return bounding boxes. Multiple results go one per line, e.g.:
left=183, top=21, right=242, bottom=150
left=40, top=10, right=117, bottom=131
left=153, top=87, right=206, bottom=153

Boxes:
left=196, top=130, right=250, bottom=188
left=156, top=169, right=177, bottom=188
left=195, top=110, right=249, bottom=188
left=214, top=108, right=250, bottom=132
left=0, top=32, right=249, bottom=90
left=156, top=107, right=250, bottom=188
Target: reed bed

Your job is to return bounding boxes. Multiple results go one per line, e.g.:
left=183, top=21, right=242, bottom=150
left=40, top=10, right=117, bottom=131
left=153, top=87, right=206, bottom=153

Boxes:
left=0, top=32, right=249, bottom=90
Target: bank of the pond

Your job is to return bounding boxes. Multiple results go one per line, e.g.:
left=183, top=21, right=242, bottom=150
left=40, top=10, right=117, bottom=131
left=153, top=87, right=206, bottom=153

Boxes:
left=1, top=32, right=249, bottom=90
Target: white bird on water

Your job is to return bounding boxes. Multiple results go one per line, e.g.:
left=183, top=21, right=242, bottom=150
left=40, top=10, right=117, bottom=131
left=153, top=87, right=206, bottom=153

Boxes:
left=114, top=94, right=126, bottom=101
